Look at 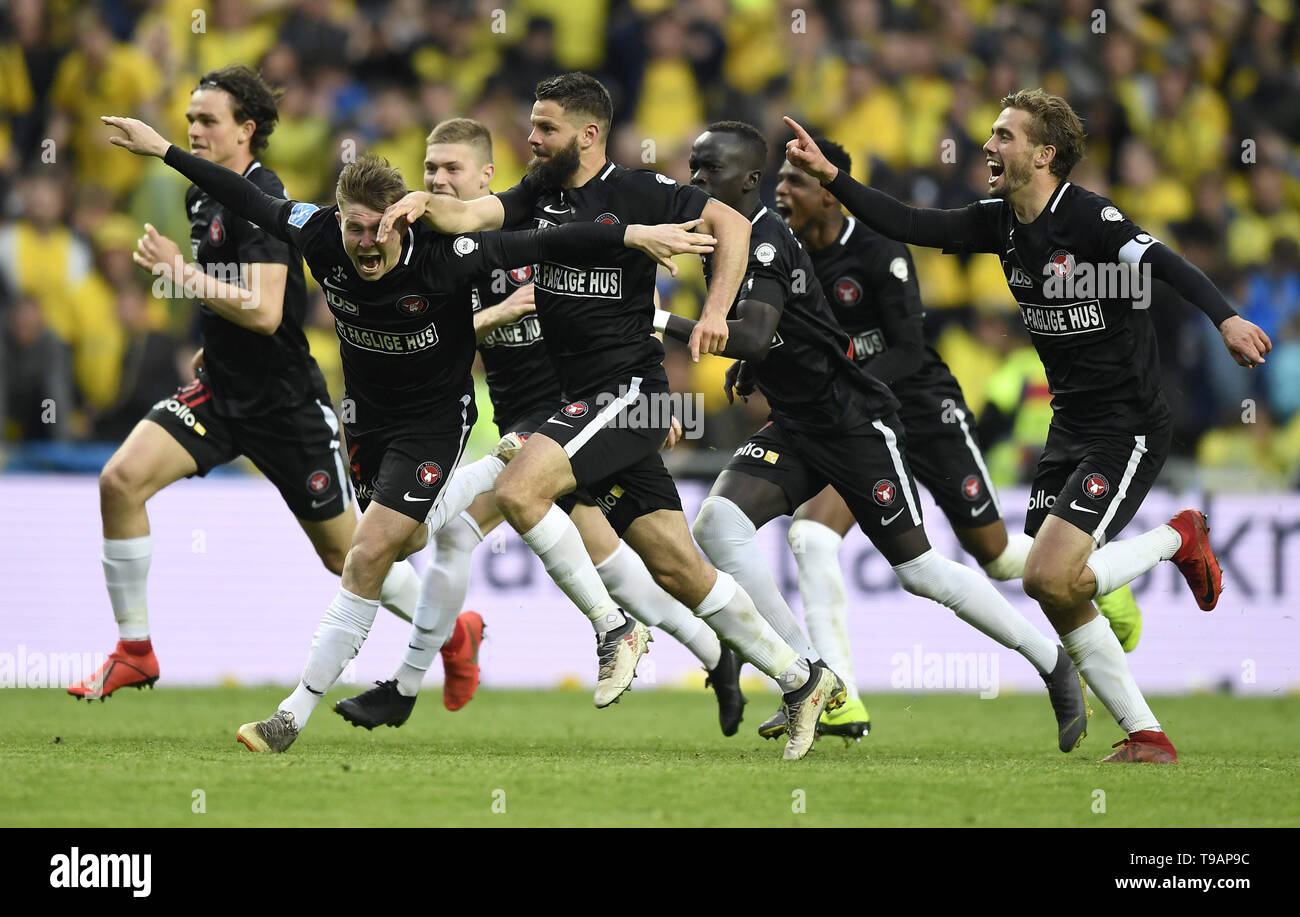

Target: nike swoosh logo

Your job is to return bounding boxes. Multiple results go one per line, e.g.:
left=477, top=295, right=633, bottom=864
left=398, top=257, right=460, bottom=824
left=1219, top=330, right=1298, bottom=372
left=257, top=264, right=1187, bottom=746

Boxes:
left=545, top=419, right=573, bottom=427
left=310, top=498, right=333, bottom=508
left=191, top=200, right=203, bottom=213
left=1199, top=559, right=1216, bottom=607
left=1069, top=500, right=1100, bottom=515
left=543, top=204, right=572, bottom=214
left=403, top=492, right=433, bottom=502
left=881, top=507, right=905, bottom=525
left=970, top=500, right=991, bottom=516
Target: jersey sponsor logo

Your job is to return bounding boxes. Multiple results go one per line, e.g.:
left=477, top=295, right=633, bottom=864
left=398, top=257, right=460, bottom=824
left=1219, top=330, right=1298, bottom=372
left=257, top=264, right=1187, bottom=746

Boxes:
left=307, top=469, right=331, bottom=494
left=873, top=479, right=897, bottom=506
left=850, top=327, right=886, bottom=358
left=481, top=313, right=542, bottom=349
left=889, top=256, right=909, bottom=281
left=507, top=265, right=534, bottom=285
left=209, top=217, right=225, bottom=245
left=334, top=317, right=439, bottom=354
left=562, top=400, right=589, bottom=418
left=1028, top=490, right=1056, bottom=510
left=594, top=212, right=619, bottom=225
left=396, top=294, right=428, bottom=315
left=287, top=202, right=320, bottom=228
left=1101, top=206, right=1124, bottom=222
left=453, top=236, right=478, bottom=256
left=536, top=262, right=622, bottom=298
left=1082, top=473, right=1109, bottom=499
left=151, top=396, right=208, bottom=436
left=833, top=277, right=862, bottom=305
left=1018, top=300, right=1105, bottom=336
left=962, top=474, right=982, bottom=500
left=416, top=461, right=442, bottom=488
left=323, top=283, right=360, bottom=314
left=1007, top=266, right=1035, bottom=288
left=1046, top=250, right=1076, bottom=278
left=732, top=442, right=778, bottom=464
left=754, top=242, right=776, bottom=265
left=597, top=484, right=625, bottom=514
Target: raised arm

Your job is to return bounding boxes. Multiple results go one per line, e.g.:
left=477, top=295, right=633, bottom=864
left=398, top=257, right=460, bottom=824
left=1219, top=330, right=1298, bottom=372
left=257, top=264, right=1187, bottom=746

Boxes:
left=654, top=299, right=781, bottom=363
left=103, top=116, right=297, bottom=244
left=687, top=197, right=750, bottom=360
left=784, top=115, right=988, bottom=250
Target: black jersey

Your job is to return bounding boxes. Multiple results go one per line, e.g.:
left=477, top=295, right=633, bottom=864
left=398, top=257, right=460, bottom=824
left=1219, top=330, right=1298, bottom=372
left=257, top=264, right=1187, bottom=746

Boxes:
left=806, top=215, right=962, bottom=403
left=467, top=264, right=563, bottom=425
left=943, top=181, right=1168, bottom=428
left=498, top=162, right=708, bottom=397
left=704, top=205, right=899, bottom=430
left=185, top=161, right=326, bottom=417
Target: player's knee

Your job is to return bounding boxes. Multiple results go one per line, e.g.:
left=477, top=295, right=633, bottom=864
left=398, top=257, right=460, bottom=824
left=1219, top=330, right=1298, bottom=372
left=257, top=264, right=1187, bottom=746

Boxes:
left=493, top=471, right=533, bottom=523
left=1022, top=566, right=1073, bottom=610
left=317, top=546, right=348, bottom=577
left=691, top=496, right=747, bottom=554
left=98, top=460, right=142, bottom=511
left=397, top=525, right=428, bottom=560
left=345, top=537, right=398, bottom=580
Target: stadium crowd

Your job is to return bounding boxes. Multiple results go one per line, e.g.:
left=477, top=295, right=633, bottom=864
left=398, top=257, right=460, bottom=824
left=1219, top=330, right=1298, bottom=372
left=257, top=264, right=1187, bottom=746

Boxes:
left=2, top=0, right=1299, bottom=488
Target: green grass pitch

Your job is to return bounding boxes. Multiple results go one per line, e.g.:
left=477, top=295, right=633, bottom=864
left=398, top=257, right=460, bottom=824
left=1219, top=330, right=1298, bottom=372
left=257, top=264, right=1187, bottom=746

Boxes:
left=2, top=687, right=1297, bottom=827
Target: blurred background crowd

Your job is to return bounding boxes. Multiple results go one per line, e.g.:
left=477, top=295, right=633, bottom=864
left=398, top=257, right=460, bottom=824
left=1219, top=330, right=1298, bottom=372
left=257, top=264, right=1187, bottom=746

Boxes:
left=2, top=0, right=1299, bottom=489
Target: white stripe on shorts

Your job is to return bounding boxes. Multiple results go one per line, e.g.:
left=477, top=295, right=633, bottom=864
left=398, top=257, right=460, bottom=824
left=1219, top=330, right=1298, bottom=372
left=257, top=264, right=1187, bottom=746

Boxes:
left=316, top=399, right=350, bottom=512
left=424, top=393, right=473, bottom=526
left=953, top=406, right=1000, bottom=515
left=561, top=376, right=643, bottom=459
left=872, top=418, right=921, bottom=527
left=1090, top=435, right=1147, bottom=547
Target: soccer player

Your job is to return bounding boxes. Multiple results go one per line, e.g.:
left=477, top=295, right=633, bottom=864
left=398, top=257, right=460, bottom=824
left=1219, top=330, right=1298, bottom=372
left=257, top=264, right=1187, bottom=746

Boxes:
left=68, top=67, right=421, bottom=702
left=656, top=121, right=1090, bottom=756
left=378, top=74, right=843, bottom=759
left=334, top=118, right=745, bottom=735
left=783, top=90, right=1273, bottom=762
left=763, top=137, right=1143, bottom=740
left=103, top=112, right=710, bottom=753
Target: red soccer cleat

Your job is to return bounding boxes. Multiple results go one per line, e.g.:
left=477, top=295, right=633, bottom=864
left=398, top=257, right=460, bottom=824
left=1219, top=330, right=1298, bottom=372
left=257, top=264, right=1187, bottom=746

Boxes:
left=1100, top=729, right=1178, bottom=763
left=67, top=639, right=159, bottom=701
left=1167, top=509, right=1222, bottom=611
left=441, top=611, right=484, bottom=711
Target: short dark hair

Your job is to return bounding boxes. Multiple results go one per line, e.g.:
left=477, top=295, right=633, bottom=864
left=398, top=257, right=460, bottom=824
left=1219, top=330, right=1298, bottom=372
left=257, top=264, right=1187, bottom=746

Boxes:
left=534, top=72, right=613, bottom=131
left=704, top=120, right=768, bottom=168
left=195, top=65, right=283, bottom=156
left=814, top=137, right=851, bottom=177
left=335, top=155, right=408, bottom=213
left=1000, top=88, right=1087, bottom=179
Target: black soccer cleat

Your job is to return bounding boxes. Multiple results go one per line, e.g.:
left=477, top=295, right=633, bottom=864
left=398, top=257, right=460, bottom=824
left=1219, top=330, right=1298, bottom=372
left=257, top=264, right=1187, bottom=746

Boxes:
left=704, top=645, right=746, bottom=736
left=1041, top=646, right=1090, bottom=752
left=334, top=679, right=416, bottom=730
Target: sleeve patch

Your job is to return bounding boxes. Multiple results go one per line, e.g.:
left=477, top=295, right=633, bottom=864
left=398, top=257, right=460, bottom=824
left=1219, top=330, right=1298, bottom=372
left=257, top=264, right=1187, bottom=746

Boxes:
left=754, top=242, right=776, bottom=265
left=889, top=256, right=909, bottom=281
left=1101, top=206, right=1124, bottom=222
left=287, top=202, right=319, bottom=228
left=453, top=236, right=478, bottom=256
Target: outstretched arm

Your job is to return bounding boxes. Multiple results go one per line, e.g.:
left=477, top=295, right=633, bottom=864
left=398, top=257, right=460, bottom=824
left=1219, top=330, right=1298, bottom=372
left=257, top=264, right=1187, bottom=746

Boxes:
left=654, top=299, right=781, bottom=363
left=103, top=116, right=296, bottom=244
left=784, top=116, right=989, bottom=250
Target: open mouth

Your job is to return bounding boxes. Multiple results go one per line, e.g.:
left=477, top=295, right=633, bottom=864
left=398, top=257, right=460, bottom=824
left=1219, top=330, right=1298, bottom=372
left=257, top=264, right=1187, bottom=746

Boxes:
left=774, top=201, right=792, bottom=219
left=987, top=159, right=1005, bottom=184
left=357, top=253, right=381, bottom=271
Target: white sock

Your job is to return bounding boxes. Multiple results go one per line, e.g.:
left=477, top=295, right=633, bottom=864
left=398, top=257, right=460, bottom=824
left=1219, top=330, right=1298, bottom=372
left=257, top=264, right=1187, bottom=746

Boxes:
left=596, top=541, right=721, bottom=669
left=425, top=456, right=503, bottom=534
left=522, top=504, right=621, bottom=633
left=693, top=569, right=799, bottom=683
left=981, top=532, right=1034, bottom=581
left=1060, top=614, right=1160, bottom=733
left=394, top=512, right=482, bottom=696
left=281, top=587, right=380, bottom=728
left=379, top=560, right=419, bottom=623
left=1085, top=524, right=1182, bottom=597
left=692, top=496, right=818, bottom=660
left=788, top=519, right=859, bottom=701
left=102, top=536, right=152, bottom=641
left=893, top=549, right=1059, bottom=675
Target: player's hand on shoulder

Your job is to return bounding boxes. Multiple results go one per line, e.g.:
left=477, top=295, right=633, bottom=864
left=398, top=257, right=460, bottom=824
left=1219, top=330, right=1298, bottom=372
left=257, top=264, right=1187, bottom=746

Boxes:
left=690, top=311, right=729, bottom=362
left=132, top=223, right=183, bottom=280
left=625, top=219, right=717, bottom=278
left=378, top=191, right=433, bottom=243
left=1219, top=315, right=1272, bottom=369
left=101, top=116, right=170, bottom=157
left=782, top=116, right=838, bottom=184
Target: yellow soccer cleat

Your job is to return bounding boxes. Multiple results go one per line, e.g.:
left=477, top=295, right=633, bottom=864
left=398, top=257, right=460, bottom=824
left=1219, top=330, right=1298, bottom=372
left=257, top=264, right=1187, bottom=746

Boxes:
left=1097, top=584, right=1143, bottom=652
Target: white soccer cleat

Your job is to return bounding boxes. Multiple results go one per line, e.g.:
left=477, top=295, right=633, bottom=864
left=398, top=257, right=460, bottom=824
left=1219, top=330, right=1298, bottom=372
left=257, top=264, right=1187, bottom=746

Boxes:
left=593, top=616, right=651, bottom=708
left=490, top=431, right=530, bottom=463
left=236, top=709, right=299, bottom=753
left=781, top=663, right=846, bottom=760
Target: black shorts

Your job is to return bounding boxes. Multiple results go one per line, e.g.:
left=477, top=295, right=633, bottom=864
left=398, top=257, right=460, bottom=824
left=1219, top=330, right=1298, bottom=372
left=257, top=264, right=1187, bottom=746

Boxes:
left=1026, top=414, right=1172, bottom=547
left=726, top=412, right=924, bottom=543
left=145, top=377, right=350, bottom=522
left=497, top=403, right=596, bottom=514
left=899, top=390, right=1001, bottom=529
left=535, top=376, right=681, bottom=536
left=345, top=395, right=477, bottom=523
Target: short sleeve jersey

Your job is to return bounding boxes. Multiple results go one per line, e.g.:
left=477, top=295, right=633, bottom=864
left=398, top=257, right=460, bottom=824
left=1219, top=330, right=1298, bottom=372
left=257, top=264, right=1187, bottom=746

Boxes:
left=944, top=181, right=1168, bottom=428
left=501, top=163, right=708, bottom=397
left=703, top=206, right=899, bottom=430
left=186, top=162, right=327, bottom=417
left=807, top=215, right=962, bottom=399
